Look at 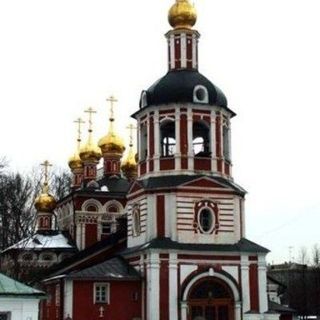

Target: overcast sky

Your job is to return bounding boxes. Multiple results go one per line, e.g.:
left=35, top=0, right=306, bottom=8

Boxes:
left=1, top=0, right=320, bottom=264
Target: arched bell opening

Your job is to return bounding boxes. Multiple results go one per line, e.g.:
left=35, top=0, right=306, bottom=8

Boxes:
left=193, top=121, right=210, bottom=157
left=160, top=120, right=176, bottom=157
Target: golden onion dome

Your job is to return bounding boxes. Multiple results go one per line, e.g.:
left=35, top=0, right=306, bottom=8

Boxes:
left=79, top=140, right=102, bottom=163
left=35, top=184, right=56, bottom=213
left=68, top=152, right=83, bottom=171
left=168, top=0, right=197, bottom=30
left=98, top=131, right=125, bottom=156
left=121, top=148, right=137, bottom=179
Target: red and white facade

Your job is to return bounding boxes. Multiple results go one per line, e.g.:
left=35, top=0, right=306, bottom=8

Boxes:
left=36, top=3, right=288, bottom=320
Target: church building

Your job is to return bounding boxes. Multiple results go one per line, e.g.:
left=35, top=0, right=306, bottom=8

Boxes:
left=0, top=1, right=292, bottom=320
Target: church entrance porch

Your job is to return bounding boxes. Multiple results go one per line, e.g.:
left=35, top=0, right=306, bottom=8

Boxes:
left=186, top=277, right=235, bottom=320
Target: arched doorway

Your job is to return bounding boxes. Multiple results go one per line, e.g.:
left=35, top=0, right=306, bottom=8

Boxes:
left=187, top=277, right=234, bottom=320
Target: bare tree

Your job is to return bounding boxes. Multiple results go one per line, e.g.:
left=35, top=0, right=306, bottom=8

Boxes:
left=312, top=244, right=320, bottom=267
left=298, top=246, right=309, bottom=265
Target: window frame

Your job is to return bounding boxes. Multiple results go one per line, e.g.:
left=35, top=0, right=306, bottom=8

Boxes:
left=94, top=283, right=110, bottom=304
left=197, top=207, right=215, bottom=234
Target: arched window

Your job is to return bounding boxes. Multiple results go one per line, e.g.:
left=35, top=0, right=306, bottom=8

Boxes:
left=140, top=122, right=148, bottom=161
left=86, top=205, right=98, bottom=212
left=160, top=120, right=176, bottom=157
left=132, top=205, right=141, bottom=237
left=189, top=278, right=232, bottom=300
left=193, top=121, right=210, bottom=156
left=101, top=204, right=121, bottom=236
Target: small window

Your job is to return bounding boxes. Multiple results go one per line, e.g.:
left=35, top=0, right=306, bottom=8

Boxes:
left=94, top=283, right=110, bottom=304
left=193, top=85, right=209, bottom=104
left=198, top=208, right=214, bottom=233
left=132, top=205, right=141, bottom=237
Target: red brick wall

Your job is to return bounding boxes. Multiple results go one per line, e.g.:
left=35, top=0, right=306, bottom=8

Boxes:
left=73, top=280, right=141, bottom=320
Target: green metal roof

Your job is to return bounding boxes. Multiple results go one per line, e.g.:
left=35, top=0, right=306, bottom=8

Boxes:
left=0, top=273, right=45, bottom=298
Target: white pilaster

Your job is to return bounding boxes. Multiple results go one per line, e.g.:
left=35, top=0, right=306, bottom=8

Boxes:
left=64, top=279, right=73, bottom=319
left=146, top=194, right=156, bottom=241
left=81, top=223, right=85, bottom=250
left=234, top=196, right=241, bottom=241
left=192, top=34, right=197, bottom=69
left=169, top=253, right=178, bottom=320
left=170, top=34, right=175, bottom=70
left=241, top=199, right=246, bottom=238
left=154, top=110, right=160, bottom=172
left=210, top=110, right=217, bottom=172
left=138, top=119, right=141, bottom=176
left=146, top=117, right=150, bottom=172
left=76, top=223, right=81, bottom=249
left=146, top=252, right=160, bottom=320
left=258, top=255, right=268, bottom=313
left=187, top=108, right=194, bottom=170
left=181, top=33, right=187, bottom=68
left=241, top=255, right=251, bottom=313
left=175, top=108, right=181, bottom=170
left=165, top=193, right=177, bottom=240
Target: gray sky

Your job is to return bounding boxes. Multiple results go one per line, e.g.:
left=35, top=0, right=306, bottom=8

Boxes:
left=1, top=0, right=320, bottom=263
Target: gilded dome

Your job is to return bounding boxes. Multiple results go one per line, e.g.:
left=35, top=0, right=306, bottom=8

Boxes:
left=35, top=184, right=56, bottom=213
left=79, top=140, right=102, bottom=163
left=121, top=148, right=137, bottom=179
left=68, top=152, right=83, bottom=170
left=168, top=0, right=197, bottom=29
left=98, top=131, right=125, bottom=156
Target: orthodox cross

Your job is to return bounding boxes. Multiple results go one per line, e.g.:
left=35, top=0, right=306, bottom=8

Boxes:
left=126, top=124, right=137, bottom=147
left=99, top=306, right=105, bottom=318
left=40, top=160, right=52, bottom=192
left=84, top=107, right=97, bottom=134
left=74, top=117, right=85, bottom=150
left=106, top=95, right=118, bottom=123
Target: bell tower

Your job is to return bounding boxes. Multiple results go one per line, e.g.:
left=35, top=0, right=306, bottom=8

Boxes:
left=124, top=2, right=271, bottom=320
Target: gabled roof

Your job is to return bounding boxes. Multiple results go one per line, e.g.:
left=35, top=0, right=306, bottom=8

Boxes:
left=122, top=237, right=269, bottom=255
left=129, top=175, right=246, bottom=196
left=0, top=273, right=45, bottom=298
left=66, top=257, right=140, bottom=281
left=1, top=231, right=77, bottom=254
left=45, top=229, right=127, bottom=278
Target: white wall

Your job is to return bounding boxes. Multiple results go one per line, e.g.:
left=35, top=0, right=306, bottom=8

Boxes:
left=0, top=298, right=40, bottom=320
